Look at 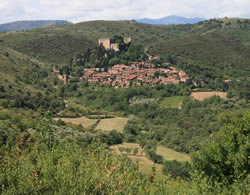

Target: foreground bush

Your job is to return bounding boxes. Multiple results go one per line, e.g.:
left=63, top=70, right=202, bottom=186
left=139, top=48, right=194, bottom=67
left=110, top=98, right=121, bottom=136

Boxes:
left=0, top=138, right=193, bottom=194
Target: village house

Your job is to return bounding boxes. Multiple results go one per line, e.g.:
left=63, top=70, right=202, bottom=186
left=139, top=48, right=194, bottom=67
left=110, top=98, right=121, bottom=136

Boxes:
left=179, top=70, right=191, bottom=83
left=81, top=61, right=191, bottom=88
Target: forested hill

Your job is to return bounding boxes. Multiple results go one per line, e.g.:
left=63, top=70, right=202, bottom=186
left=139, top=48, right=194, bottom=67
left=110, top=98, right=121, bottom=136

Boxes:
left=0, top=20, right=72, bottom=32
left=149, top=18, right=250, bottom=81
left=0, top=18, right=249, bottom=194
left=0, top=18, right=249, bottom=80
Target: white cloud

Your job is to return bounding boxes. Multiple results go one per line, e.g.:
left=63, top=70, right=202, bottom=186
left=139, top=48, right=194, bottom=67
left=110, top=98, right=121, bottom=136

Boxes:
left=0, top=0, right=250, bottom=24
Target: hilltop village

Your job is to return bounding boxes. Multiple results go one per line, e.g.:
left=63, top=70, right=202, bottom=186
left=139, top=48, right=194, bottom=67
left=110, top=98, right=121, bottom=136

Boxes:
left=53, top=36, right=191, bottom=87
left=82, top=63, right=191, bottom=88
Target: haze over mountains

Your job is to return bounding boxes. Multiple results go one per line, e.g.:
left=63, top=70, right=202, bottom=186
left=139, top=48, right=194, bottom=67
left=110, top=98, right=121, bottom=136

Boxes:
left=136, top=15, right=206, bottom=24
left=0, top=16, right=207, bottom=32
left=0, top=20, right=72, bottom=32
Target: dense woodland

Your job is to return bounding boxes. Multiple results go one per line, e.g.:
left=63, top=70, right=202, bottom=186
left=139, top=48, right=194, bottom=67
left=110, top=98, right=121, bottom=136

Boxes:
left=0, top=18, right=249, bottom=194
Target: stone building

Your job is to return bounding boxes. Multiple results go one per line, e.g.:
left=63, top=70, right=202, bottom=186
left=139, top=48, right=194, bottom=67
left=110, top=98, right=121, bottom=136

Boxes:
left=110, top=43, right=119, bottom=51
left=98, top=37, right=132, bottom=51
left=98, top=38, right=111, bottom=50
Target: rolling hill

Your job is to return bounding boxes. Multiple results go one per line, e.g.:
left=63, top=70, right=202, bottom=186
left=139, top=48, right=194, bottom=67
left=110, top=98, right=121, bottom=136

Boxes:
left=0, top=20, right=72, bottom=32
left=149, top=18, right=250, bottom=80
left=0, top=45, right=48, bottom=95
left=0, top=45, right=66, bottom=112
left=0, top=18, right=249, bottom=81
left=0, top=20, right=192, bottom=64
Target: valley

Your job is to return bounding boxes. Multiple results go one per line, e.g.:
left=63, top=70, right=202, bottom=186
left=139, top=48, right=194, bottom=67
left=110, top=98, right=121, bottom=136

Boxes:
left=0, top=18, right=249, bottom=194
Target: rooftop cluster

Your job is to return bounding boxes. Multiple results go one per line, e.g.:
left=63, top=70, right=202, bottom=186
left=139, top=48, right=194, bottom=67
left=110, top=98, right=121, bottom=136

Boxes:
left=82, top=62, right=191, bottom=88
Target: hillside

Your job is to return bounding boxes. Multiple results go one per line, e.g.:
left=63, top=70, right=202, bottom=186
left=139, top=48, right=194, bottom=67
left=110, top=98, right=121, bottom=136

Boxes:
left=136, top=15, right=206, bottom=25
left=0, top=45, right=65, bottom=112
left=0, top=20, right=72, bottom=32
left=0, top=18, right=249, bottom=86
left=0, top=46, right=48, bottom=96
left=0, top=18, right=249, bottom=80
left=150, top=18, right=250, bottom=81
left=0, top=18, right=249, bottom=194
left=0, top=20, right=192, bottom=64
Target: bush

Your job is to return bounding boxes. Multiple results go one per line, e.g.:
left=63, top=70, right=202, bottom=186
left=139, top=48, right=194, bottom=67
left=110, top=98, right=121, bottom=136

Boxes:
left=162, top=160, right=191, bottom=180
left=106, top=130, right=123, bottom=145
left=147, top=150, right=163, bottom=164
left=191, top=109, right=250, bottom=193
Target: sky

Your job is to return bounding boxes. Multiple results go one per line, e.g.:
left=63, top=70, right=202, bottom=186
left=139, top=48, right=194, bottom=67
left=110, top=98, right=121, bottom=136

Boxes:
left=0, top=0, right=250, bottom=24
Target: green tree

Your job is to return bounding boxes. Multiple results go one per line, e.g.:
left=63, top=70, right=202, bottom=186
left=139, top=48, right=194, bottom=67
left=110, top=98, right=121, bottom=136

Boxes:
left=191, top=109, right=250, bottom=193
left=163, top=160, right=191, bottom=180
left=133, top=148, right=139, bottom=156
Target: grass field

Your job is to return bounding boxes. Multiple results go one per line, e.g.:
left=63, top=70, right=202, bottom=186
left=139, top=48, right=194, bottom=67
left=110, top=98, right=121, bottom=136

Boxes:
left=160, top=96, right=185, bottom=109
left=54, top=116, right=128, bottom=131
left=53, top=117, right=98, bottom=128
left=111, top=143, right=190, bottom=175
left=95, top=117, right=128, bottom=132
left=191, top=92, right=227, bottom=101
left=156, top=146, right=190, bottom=162
left=110, top=143, right=162, bottom=175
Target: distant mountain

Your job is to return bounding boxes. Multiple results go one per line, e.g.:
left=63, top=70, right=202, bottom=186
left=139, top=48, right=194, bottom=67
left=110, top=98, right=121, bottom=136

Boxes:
left=0, top=20, right=72, bottom=32
left=136, top=15, right=206, bottom=25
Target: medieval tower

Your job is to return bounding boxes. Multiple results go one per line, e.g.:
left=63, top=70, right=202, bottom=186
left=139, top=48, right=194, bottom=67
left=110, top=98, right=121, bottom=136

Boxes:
left=98, top=37, right=132, bottom=51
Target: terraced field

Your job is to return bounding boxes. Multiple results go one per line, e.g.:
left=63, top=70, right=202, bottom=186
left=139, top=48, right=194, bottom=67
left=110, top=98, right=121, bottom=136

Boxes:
left=111, top=143, right=191, bottom=175
left=95, top=117, right=128, bottom=132
left=110, top=143, right=163, bottom=175
left=54, top=116, right=128, bottom=131
left=156, top=145, right=190, bottom=162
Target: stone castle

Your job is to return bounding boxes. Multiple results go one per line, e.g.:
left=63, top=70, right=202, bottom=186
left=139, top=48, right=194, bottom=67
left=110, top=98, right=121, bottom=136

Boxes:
left=98, top=37, right=131, bottom=51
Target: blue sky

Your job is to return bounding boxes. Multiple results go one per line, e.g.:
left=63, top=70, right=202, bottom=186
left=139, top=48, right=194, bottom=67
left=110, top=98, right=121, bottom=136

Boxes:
left=0, top=0, right=250, bottom=24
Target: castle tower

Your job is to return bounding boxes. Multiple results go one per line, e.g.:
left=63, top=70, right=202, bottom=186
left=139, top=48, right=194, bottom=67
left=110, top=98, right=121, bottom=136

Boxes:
left=98, top=38, right=111, bottom=50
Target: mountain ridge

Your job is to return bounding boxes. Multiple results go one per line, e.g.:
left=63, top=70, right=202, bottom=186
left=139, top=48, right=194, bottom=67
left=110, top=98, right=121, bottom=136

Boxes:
left=0, top=20, right=72, bottom=32
left=136, top=15, right=206, bottom=25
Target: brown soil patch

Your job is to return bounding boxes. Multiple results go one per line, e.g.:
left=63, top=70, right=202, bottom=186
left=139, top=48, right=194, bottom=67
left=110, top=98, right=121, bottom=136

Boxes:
left=191, top=92, right=227, bottom=101
left=53, top=116, right=98, bottom=128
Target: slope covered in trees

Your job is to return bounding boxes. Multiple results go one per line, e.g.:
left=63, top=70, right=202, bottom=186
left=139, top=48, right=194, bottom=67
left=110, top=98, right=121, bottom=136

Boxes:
left=0, top=107, right=248, bottom=194
left=0, top=46, right=65, bottom=112
left=0, top=18, right=249, bottom=83
left=150, top=18, right=250, bottom=81
left=0, top=17, right=249, bottom=194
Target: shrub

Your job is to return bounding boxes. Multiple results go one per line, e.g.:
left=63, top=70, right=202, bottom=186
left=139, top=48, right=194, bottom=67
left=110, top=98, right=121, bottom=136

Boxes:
left=163, top=160, right=191, bottom=180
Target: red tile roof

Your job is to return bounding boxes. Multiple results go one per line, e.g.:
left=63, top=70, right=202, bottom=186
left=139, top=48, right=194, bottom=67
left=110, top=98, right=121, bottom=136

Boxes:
left=128, top=75, right=137, bottom=80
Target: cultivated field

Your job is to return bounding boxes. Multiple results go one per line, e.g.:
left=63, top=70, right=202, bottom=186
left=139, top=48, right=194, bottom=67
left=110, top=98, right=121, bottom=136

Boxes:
left=95, top=117, right=128, bottom=132
left=111, top=143, right=191, bottom=175
left=53, top=116, right=98, bottom=128
left=54, top=116, right=128, bottom=131
left=110, top=143, right=162, bottom=175
left=160, top=96, right=185, bottom=109
left=156, top=146, right=190, bottom=162
left=191, top=92, right=227, bottom=101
